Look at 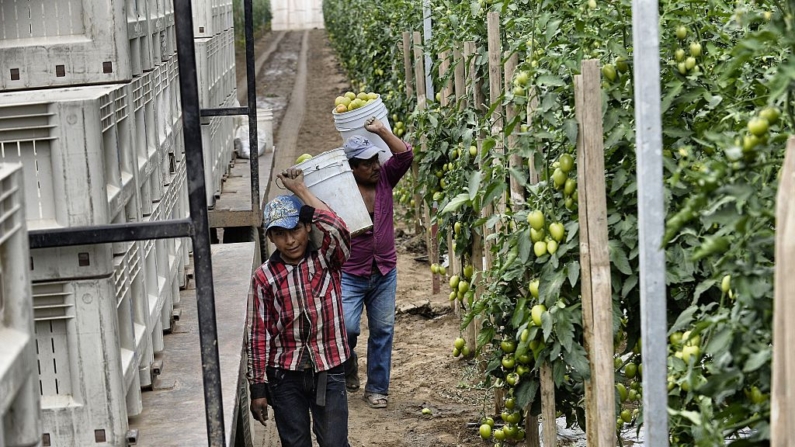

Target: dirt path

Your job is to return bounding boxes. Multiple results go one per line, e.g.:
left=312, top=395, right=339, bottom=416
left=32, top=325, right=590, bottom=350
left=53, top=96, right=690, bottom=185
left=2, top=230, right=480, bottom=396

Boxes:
left=242, top=29, right=490, bottom=447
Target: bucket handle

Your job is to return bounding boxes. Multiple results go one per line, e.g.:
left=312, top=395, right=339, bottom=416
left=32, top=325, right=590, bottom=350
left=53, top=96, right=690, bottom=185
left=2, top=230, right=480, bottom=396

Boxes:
left=275, top=161, right=349, bottom=190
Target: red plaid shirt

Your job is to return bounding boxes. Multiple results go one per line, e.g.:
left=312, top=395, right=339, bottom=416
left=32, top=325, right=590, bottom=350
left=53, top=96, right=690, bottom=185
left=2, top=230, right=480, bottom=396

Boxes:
left=246, top=207, right=351, bottom=399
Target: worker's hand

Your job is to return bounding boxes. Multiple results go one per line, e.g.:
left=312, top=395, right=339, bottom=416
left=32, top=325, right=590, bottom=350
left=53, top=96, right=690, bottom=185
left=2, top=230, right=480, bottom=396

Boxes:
left=250, top=397, right=269, bottom=426
left=364, top=117, right=388, bottom=135
left=277, top=168, right=305, bottom=193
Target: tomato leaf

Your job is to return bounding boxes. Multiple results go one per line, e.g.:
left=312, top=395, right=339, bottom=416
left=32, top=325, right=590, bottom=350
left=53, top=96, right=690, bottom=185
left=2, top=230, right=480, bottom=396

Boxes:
left=541, top=311, right=553, bottom=341
left=693, top=279, right=717, bottom=303
left=468, top=171, right=482, bottom=200
left=440, top=193, right=471, bottom=214
left=537, top=75, right=565, bottom=87
left=567, top=261, right=580, bottom=287
left=518, top=229, right=533, bottom=263
left=554, top=310, right=575, bottom=352
left=563, top=344, right=590, bottom=379
left=621, top=274, right=638, bottom=299
left=743, top=349, right=771, bottom=373
left=563, top=119, right=578, bottom=145
left=668, top=305, right=698, bottom=334
left=512, top=296, right=527, bottom=328
left=514, top=378, right=539, bottom=409
left=705, top=327, right=732, bottom=356
left=608, top=241, right=633, bottom=275
left=565, top=221, right=579, bottom=243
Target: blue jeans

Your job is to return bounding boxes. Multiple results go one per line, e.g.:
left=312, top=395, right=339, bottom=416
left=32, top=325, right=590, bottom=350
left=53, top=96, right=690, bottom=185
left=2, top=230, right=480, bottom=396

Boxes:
left=341, top=268, right=397, bottom=395
left=266, top=366, right=350, bottom=447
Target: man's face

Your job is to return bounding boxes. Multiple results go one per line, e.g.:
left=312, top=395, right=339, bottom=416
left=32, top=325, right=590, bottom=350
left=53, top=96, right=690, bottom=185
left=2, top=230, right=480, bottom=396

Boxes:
left=268, top=223, right=311, bottom=264
left=351, top=155, right=381, bottom=186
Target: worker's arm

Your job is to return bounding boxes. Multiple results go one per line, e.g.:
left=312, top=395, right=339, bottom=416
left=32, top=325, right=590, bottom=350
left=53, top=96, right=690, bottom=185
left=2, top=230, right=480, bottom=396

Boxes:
left=277, top=168, right=331, bottom=212
left=245, top=275, right=271, bottom=426
left=365, top=118, right=409, bottom=155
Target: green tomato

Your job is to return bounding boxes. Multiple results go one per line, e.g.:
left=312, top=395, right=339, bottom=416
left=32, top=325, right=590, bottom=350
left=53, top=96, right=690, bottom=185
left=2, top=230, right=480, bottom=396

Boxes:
left=676, top=25, right=688, bottom=40
left=721, top=275, right=731, bottom=293
left=479, top=423, right=492, bottom=439
left=748, top=117, right=769, bottom=136
left=559, top=154, right=575, bottom=172
left=531, top=304, right=547, bottom=326
left=689, top=42, right=702, bottom=57
left=615, top=57, right=629, bottom=73
left=601, top=64, right=617, bottom=82
left=546, top=240, right=559, bottom=255
left=675, top=48, right=686, bottom=62
left=624, top=362, right=638, bottom=379
left=548, top=222, right=565, bottom=241
left=533, top=241, right=548, bottom=257
left=760, top=107, right=781, bottom=124
left=564, top=178, right=577, bottom=196
left=685, top=57, right=696, bottom=70
left=500, top=339, right=517, bottom=354
left=527, top=210, right=545, bottom=230
left=454, top=337, right=466, bottom=350
left=529, top=279, right=540, bottom=298
left=552, top=168, right=568, bottom=188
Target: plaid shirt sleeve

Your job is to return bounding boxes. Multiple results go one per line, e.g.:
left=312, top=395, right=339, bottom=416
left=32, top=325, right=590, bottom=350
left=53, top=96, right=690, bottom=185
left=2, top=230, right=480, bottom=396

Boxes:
left=245, top=271, right=271, bottom=399
left=312, top=207, right=351, bottom=269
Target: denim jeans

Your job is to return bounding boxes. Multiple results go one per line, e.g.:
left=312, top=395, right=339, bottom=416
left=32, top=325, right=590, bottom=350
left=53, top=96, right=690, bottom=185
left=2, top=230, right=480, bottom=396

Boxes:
left=266, top=365, right=350, bottom=447
left=341, top=268, right=397, bottom=395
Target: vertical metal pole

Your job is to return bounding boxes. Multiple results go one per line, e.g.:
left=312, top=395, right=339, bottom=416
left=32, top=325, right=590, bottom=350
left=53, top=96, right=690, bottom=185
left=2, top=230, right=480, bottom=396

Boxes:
left=173, top=1, right=226, bottom=445
left=632, top=0, right=669, bottom=444
left=244, top=0, right=260, bottom=216
left=422, top=0, right=434, bottom=101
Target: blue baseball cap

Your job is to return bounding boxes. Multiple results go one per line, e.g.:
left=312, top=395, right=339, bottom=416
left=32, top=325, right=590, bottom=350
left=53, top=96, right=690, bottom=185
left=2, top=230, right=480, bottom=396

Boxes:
left=343, top=135, right=384, bottom=160
left=263, top=195, right=303, bottom=231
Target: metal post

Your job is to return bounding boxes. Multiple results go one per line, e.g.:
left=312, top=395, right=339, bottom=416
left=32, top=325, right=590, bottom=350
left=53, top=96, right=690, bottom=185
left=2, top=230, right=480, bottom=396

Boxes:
left=173, top=0, right=226, bottom=445
left=244, top=0, right=260, bottom=216
left=422, top=0, right=434, bottom=101
left=632, top=0, right=669, bottom=444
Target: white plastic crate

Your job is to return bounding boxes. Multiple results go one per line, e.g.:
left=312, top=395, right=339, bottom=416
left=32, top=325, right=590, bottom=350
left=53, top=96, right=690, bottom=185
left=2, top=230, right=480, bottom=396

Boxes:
left=34, top=278, right=129, bottom=446
left=195, top=36, right=220, bottom=111
left=0, top=0, right=136, bottom=91
left=127, top=0, right=155, bottom=76
left=0, top=84, right=146, bottom=280
left=192, top=0, right=232, bottom=37
left=0, top=164, right=40, bottom=447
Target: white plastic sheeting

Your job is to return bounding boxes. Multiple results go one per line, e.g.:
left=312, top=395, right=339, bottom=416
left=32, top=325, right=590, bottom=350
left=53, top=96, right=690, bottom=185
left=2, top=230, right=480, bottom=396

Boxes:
left=271, top=0, right=324, bottom=30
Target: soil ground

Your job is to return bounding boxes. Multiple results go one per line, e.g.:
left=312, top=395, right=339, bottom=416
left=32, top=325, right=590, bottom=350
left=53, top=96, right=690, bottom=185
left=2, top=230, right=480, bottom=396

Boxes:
left=236, top=29, right=493, bottom=446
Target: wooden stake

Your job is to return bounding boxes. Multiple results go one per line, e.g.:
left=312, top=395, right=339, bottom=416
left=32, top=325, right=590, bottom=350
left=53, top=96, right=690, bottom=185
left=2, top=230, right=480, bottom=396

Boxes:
left=575, top=61, right=616, bottom=447
left=453, top=47, right=466, bottom=111
left=541, top=364, right=557, bottom=446
left=402, top=32, right=414, bottom=99
left=463, top=40, right=481, bottom=353
left=413, top=32, right=439, bottom=295
left=772, top=137, right=795, bottom=447
left=504, top=52, right=524, bottom=207
left=574, top=73, right=598, bottom=447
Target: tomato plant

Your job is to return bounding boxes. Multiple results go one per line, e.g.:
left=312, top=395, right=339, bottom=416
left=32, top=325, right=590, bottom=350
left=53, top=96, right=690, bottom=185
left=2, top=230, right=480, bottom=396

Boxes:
left=325, top=0, right=794, bottom=444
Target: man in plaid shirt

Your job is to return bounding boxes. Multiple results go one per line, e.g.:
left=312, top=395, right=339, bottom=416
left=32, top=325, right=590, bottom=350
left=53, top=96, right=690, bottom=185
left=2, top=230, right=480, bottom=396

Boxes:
left=245, top=167, right=352, bottom=447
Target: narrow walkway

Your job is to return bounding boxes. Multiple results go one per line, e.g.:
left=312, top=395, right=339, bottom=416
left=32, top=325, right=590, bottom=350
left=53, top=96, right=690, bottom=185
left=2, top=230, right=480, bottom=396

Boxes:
left=128, top=243, right=257, bottom=446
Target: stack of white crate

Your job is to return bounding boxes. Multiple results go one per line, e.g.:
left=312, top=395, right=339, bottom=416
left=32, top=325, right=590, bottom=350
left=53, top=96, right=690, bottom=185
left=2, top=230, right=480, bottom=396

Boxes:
left=194, top=0, right=237, bottom=207
left=0, top=164, right=40, bottom=447
left=0, top=0, right=218, bottom=445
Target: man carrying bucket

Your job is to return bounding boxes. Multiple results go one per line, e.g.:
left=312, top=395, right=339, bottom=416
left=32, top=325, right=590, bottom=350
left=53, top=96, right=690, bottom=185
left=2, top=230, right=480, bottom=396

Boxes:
left=341, top=117, right=414, bottom=409
left=245, top=167, right=352, bottom=447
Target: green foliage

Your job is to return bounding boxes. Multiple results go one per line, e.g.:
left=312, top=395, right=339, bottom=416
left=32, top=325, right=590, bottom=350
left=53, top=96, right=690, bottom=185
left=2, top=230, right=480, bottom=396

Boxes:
left=325, top=0, right=793, bottom=444
left=233, top=0, right=272, bottom=49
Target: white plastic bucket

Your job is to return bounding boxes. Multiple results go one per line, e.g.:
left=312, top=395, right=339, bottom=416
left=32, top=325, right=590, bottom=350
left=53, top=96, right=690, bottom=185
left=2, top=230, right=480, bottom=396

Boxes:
left=285, top=148, right=372, bottom=236
left=332, top=95, right=393, bottom=164
left=257, top=107, right=274, bottom=153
